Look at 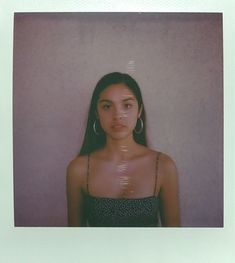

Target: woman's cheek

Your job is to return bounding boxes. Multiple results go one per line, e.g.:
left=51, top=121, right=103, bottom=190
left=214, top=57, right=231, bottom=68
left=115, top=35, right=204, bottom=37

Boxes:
left=98, top=114, right=111, bottom=130
left=127, top=114, right=138, bottom=130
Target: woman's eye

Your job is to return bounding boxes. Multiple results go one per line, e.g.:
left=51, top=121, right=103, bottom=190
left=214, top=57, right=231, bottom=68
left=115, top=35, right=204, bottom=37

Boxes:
left=124, top=104, right=132, bottom=109
left=102, top=104, right=111, bottom=110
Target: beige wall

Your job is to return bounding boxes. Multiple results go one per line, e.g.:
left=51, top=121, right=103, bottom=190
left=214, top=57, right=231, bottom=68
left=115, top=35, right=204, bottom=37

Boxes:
left=13, top=13, right=223, bottom=226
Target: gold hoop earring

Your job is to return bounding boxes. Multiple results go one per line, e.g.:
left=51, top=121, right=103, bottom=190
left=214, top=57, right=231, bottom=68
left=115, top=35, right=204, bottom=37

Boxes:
left=93, top=120, right=99, bottom=135
left=134, top=118, right=143, bottom=134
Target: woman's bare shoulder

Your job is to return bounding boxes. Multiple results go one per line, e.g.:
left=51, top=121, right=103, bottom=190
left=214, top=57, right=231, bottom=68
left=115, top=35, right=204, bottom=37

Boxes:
left=66, top=155, right=88, bottom=184
left=158, top=152, right=176, bottom=167
left=143, top=148, right=175, bottom=163
left=157, top=152, right=178, bottom=183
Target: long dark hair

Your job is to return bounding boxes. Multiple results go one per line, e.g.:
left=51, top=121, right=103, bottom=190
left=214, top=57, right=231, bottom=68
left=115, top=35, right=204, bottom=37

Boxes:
left=79, top=72, right=147, bottom=155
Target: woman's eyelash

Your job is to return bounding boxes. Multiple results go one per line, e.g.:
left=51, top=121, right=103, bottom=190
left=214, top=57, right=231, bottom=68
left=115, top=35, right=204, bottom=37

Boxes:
left=101, top=103, right=132, bottom=110
left=124, top=103, right=132, bottom=108
left=102, top=104, right=111, bottom=109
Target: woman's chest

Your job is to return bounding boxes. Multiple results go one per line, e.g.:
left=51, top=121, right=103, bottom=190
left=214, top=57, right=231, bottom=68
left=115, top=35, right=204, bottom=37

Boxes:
left=88, top=157, right=157, bottom=198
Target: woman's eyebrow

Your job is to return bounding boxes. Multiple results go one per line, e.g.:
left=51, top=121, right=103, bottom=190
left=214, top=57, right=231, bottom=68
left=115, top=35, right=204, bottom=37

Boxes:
left=98, top=96, right=135, bottom=103
left=98, top=99, right=112, bottom=104
left=122, top=97, right=135, bottom=102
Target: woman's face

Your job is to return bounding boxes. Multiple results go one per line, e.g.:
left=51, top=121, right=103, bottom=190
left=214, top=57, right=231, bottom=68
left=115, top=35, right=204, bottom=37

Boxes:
left=97, top=83, right=141, bottom=140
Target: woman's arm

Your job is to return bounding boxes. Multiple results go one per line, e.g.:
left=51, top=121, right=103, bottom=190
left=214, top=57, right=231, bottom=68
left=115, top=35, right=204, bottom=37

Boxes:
left=159, top=154, right=181, bottom=227
left=66, top=158, right=86, bottom=227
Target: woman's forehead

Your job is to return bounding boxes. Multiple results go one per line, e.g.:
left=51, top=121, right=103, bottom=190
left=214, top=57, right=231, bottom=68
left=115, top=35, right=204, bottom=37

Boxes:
left=99, top=83, right=136, bottom=101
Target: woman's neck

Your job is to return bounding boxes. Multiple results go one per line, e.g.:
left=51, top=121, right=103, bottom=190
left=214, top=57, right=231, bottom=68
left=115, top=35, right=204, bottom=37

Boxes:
left=103, top=135, right=141, bottom=161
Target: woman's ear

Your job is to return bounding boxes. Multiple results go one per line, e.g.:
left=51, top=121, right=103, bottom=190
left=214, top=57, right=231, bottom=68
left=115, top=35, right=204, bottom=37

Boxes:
left=138, top=104, right=143, bottom=118
left=95, top=111, right=99, bottom=119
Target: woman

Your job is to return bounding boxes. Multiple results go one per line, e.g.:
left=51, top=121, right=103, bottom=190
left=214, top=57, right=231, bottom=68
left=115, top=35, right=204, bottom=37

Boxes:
left=67, top=72, right=180, bottom=227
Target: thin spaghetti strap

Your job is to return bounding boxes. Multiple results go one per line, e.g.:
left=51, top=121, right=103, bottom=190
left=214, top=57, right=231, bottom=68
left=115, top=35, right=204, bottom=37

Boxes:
left=153, top=152, right=161, bottom=196
left=87, top=154, right=90, bottom=194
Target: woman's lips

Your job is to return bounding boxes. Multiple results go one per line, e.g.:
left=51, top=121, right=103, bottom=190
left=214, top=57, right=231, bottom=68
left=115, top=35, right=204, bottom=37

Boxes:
left=111, top=124, right=126, bottom=130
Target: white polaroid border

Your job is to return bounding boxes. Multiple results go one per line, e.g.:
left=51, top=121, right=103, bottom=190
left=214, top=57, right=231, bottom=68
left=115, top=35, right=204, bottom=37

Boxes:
left=0, top=1, right=234, bottom=263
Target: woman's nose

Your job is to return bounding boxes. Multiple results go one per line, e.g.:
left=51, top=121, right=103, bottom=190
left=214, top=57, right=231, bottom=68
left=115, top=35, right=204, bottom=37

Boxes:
left=113, top=106, right=127, bottom=120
